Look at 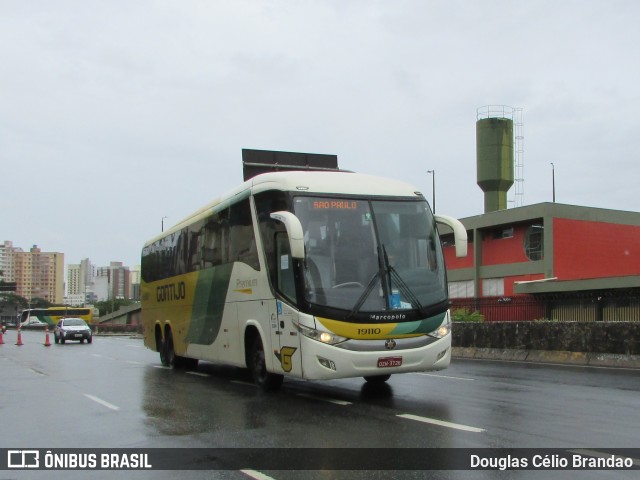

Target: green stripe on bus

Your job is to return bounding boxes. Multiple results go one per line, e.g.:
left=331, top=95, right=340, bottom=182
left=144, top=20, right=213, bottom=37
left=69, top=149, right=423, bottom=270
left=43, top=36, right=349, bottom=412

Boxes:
left=389, top=312, right=447, bottom=335
left=187, top=263, right=234, bottom=345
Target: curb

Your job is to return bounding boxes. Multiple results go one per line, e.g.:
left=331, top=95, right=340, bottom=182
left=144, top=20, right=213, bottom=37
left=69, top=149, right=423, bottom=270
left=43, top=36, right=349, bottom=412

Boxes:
left=452, top=347, right=640, bottom=369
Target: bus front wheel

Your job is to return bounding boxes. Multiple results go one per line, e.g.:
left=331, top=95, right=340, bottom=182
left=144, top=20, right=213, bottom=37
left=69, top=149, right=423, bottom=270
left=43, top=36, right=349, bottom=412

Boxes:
left=249, top=336, right=283, bottom=392
left=364, top=374, right=391, bottom=384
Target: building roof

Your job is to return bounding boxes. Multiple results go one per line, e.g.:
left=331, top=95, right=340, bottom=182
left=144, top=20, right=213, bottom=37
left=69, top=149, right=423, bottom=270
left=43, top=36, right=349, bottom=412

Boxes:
left=440, top=202, right=640, bottom=297
left=457, top=202, right=640, bottom=230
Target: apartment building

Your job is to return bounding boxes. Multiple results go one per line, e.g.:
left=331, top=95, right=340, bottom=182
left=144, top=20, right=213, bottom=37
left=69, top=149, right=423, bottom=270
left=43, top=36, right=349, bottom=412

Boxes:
left=11, top=245, right=64, bottom=304
left=1, top=240, right=21, bottom=282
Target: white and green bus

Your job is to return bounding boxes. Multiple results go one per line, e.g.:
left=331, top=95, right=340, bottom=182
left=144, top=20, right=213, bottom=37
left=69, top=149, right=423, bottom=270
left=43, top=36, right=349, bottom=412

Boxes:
left=141, top=169, right=467, bottom=391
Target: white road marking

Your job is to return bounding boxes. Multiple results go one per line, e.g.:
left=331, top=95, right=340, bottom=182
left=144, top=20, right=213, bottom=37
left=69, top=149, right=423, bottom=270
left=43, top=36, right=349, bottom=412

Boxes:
left=83, top=394, right=120, bottom=411
left=241, top=469, right=276, bottom=480
left=186, top=371, right=210, bottom=377
left=296, top=393, right=352, bottom=406
left=126, top=360, right=144, bottom=365
left=414, top=372, right=475, bottom=381
left=397, top=413, right=485, bottom=433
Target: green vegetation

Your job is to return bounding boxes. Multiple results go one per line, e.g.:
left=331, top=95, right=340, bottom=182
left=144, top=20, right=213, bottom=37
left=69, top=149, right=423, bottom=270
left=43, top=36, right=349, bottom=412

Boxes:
left=451, top=308, right=484, bottom=322
left=94, top=299, right=136, bottom=316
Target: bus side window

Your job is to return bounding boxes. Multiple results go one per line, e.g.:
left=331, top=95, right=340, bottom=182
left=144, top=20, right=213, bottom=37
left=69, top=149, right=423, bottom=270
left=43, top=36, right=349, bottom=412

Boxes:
left=229, top=198, right=260, bottom=271
left=255, top=190, right=291, bottom=290
left=275, top=232, right=297, bottom=303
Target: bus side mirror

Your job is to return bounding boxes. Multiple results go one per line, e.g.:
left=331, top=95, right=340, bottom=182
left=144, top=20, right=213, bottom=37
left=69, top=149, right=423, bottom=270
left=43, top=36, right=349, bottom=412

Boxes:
left=270, top=211, right=306, bottom=259
left=434, top=214, right=468, bottom=258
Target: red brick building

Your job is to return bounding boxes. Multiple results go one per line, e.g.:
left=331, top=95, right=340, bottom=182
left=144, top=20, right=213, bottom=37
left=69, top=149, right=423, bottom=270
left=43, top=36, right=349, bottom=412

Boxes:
left=440, top=202, right=640, bottom=321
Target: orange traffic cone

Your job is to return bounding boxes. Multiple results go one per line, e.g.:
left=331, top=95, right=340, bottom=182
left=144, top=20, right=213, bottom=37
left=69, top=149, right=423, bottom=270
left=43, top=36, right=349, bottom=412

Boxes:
left=44, top=327, right=51, bottom=347
left=15, top=328, right=23, bottom=346
left=0, top=330, right=4, bottom=345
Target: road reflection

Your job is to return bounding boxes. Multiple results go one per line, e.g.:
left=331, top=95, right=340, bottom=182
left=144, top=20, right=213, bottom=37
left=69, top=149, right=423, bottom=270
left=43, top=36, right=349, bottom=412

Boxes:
left=142, top=363, right=461, bottom=451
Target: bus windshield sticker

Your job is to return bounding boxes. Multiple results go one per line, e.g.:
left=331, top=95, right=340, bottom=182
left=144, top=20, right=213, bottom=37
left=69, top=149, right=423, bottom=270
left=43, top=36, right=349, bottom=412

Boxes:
left=312, top=200, right=358, bottom=210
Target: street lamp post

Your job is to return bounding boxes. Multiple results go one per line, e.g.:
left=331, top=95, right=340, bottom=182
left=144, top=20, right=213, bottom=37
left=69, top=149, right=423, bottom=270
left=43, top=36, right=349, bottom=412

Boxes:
left=427, top=170, right=436, bottom=213
left=550, top=163, right=556, bottom=203
left=161, top=216, right=168, bottom=232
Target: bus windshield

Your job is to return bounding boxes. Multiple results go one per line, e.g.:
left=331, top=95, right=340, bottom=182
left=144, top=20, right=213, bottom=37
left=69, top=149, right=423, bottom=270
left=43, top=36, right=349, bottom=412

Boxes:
left=293, top=196, right=447, bottom=319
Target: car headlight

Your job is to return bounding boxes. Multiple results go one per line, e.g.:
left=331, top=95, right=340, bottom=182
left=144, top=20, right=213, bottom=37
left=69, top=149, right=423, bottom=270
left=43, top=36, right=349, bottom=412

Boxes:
left=295, top=322, right=347, bottom=345
left=431, top=312, right=451, bottom=339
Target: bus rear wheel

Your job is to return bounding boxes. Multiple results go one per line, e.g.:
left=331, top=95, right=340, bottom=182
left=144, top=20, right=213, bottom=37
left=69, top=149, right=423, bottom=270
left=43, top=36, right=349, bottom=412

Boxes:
left=249, top=336, right=283, bottom=392
left=161, top=329, right=176, bottom=367
left=161, top=328, right=198, bottom=369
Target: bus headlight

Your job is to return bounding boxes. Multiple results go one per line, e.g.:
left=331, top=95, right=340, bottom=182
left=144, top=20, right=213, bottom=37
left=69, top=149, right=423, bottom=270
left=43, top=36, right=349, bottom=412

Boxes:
left=431, top=313, right=451, bottom=339
left=295, top=322, right=347, bottom=345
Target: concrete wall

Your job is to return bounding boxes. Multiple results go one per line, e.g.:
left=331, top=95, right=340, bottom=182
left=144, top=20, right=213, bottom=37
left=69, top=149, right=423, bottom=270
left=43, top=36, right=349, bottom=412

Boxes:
left=453, top=321, right=640, bottom=355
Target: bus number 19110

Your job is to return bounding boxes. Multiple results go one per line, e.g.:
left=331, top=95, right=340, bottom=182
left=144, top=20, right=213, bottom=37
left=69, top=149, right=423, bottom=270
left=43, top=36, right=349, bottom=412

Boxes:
left=358, top=328, right=381, bottom=336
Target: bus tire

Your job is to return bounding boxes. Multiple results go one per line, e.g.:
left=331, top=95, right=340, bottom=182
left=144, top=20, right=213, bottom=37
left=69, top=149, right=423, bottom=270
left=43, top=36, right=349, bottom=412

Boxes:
left=364, top=374, right=391, bottom=384
left=157, top=327, right=170, bottom=366
left=163, top=329, right=176, bottom=367
left=249, top=336, right=283, bottom=392
left=162, top=328, right=196, bottom=369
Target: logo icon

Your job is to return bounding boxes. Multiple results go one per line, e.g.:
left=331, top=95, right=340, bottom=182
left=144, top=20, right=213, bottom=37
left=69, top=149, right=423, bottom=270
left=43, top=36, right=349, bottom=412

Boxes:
left=385, top=339, right=397, bottom=350
left=8, top=450, right=40, bottom=469
left=274, top=346, right=297, bottom=372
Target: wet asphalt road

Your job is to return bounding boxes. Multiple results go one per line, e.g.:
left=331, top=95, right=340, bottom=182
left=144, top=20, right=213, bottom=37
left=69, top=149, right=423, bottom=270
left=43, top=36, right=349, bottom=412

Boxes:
left=1, top=328, right=638, bottom=480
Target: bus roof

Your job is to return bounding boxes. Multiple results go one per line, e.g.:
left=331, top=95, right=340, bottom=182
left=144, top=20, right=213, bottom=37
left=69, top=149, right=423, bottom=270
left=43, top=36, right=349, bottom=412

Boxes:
left=144, top=171, right=425, bottom=246
left=250, top=171, right=424, bottom=197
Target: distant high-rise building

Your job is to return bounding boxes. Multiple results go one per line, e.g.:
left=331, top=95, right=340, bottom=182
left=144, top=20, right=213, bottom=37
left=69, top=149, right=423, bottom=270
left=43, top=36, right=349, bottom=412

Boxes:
left=1, top=240, right=22, bottom=282
left=95, top=262, right=131, bottom=301
left=13, top=245, right=64, bottom=304
left=130, top=265, right=141, bottom=301
left=67, top=258, right=94, bottom=295
left=66, top=258, right=95, bottom=306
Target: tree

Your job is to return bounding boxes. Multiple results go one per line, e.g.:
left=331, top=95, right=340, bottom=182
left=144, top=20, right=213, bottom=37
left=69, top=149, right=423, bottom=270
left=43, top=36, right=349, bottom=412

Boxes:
left=94, top=299, right=136, bottom=316
left=0, top=293, right=29, bottom=320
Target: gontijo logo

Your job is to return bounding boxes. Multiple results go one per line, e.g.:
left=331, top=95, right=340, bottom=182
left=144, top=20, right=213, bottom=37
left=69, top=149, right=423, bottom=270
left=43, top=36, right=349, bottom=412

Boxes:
left=156, top=282, right=186, bottom=302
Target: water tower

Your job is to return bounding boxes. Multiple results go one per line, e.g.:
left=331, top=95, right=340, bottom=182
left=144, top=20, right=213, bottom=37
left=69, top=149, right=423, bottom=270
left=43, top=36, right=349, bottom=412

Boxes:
left=476, top=106, right=516, bottom=213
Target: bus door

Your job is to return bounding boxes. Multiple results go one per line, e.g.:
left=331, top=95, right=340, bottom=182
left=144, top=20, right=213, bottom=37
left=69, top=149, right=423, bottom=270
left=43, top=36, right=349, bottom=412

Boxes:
left=272, top=300, right=302, bottom=377
left=269, top=230, right=303, bottom=377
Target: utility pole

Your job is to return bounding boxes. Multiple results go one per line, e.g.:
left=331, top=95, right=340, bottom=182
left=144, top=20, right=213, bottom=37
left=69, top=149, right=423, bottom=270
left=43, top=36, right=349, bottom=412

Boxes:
left=427, top=170, right=436, bottom=213
left=550, top=163, right=556, bottom=203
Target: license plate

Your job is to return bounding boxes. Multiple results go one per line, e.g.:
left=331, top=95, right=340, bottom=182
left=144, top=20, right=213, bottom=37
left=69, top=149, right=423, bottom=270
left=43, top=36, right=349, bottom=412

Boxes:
left=74, top=334, right=82, bottom=338
left=377, top=356, right=402, bottom=368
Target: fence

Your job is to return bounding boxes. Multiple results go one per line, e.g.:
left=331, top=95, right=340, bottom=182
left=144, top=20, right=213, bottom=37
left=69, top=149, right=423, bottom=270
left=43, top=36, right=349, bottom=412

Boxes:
left=450, top=296, right=640, bottom=322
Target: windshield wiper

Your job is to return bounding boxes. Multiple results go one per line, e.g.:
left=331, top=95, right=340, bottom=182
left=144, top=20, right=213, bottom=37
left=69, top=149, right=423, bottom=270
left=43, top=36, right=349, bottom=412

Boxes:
left=347, top=244, right=426, bottom=318
left=346, top=244, right=389, bottom=319
left=381, top=245, right=425, bottom=313
left=346, top=272, right=380, bottom=319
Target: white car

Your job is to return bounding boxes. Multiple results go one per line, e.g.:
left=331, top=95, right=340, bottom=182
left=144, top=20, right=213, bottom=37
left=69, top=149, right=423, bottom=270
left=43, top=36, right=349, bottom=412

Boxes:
left=55, top=318, right=93, bottom=344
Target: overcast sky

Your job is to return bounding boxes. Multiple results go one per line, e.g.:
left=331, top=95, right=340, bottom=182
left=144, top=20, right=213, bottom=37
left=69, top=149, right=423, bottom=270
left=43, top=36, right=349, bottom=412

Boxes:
left=2, top=0, right=639, bottom=271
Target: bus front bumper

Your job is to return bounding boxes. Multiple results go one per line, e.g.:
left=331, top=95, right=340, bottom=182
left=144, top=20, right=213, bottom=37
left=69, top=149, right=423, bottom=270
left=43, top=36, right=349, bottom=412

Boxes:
left=298, top=334, right=452, bottom=381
